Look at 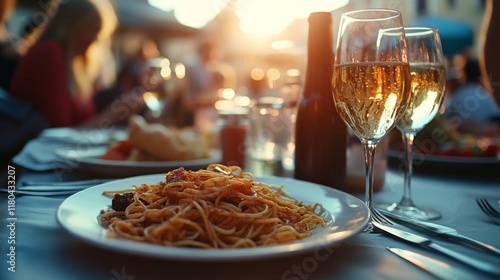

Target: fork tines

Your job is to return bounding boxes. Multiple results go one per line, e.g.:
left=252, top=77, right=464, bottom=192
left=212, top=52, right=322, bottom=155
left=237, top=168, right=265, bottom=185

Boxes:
left=371, top=208, right=396, bottom=225
left=476, top=198, right=500, bottom=225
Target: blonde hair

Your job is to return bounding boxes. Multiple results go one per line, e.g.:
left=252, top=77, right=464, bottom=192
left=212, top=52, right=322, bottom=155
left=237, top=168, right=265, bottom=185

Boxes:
left=40, top=0, right=118, bottom=99
left=0, top=0, right=16, bottom=23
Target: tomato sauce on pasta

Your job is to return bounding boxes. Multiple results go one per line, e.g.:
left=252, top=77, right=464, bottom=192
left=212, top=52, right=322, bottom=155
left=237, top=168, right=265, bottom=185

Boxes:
left=99, top=164, right=326, bottom=248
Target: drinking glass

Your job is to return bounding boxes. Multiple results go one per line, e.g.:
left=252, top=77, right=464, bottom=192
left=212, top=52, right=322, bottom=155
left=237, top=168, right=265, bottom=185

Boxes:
left=142, top=57, right=171, bottom=119
left=332, top=9, right=411, bottom=231
left=378, top=27, right=446, bottom=220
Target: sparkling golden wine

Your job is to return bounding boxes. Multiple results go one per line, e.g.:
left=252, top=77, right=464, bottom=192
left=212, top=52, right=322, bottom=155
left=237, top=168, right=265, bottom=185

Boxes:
left=397, top=64, right=446, bottom=132
left=332, top=62, right=411, bottom=140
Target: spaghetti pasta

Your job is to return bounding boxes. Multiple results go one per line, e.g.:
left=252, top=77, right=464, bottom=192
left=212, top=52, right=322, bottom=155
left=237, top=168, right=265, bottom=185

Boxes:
left=99, top=164, right=326, bottom=249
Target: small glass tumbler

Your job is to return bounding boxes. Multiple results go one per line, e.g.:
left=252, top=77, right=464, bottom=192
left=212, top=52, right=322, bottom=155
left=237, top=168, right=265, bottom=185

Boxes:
left=246, top=96, right=295, bottom=176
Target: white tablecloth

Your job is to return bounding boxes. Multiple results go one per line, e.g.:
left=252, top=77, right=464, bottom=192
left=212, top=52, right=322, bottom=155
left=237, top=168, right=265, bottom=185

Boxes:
left=1, top=168, right=499, bottom=280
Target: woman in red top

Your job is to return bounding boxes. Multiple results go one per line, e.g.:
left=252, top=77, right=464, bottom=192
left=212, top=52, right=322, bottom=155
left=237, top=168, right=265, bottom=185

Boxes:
left=10, top=0, right=118, bottom=127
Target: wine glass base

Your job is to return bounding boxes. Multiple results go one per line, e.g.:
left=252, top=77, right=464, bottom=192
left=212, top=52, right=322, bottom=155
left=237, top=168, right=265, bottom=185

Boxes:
left=363, top=222, right=376, bottom=233
left=377, top=202, right=441, bottom=220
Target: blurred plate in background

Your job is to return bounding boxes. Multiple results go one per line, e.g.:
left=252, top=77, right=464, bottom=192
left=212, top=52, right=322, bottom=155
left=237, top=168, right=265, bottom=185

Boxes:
left=56, top=146, right=221, bottom=177
left=388, top=149, right=500, bottom=178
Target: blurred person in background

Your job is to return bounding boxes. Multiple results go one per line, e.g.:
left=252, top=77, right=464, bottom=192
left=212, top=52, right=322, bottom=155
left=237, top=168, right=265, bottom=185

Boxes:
left=185, top=39, right=237, bottom=105
left=120, top=39, right=161, bottom=93
left=185, top=40, right=217, bottom=106
left=9, top=0, right=143, bottom=128
left=184, top=39, right=237, bottom=130
left=0, top=0, right=54, bottom=166
left=93, top=38, right=160, bottom=113
left=0, top=0, right=58, bottom=91
left=442, top=59, right=500, bottom=136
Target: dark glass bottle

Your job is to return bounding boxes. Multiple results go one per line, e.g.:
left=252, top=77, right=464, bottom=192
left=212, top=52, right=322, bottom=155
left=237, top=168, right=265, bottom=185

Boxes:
left=294, top=12, right=347, bottom=190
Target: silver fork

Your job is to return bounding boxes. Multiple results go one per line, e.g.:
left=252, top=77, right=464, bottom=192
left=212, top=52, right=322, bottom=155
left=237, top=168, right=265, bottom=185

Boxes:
left=371, top=209, right=500, bottom=276
left=476, top=198, right=500, bottom=225
left=371, top=208, right=397, bottom=226
left=370, top=208, right=401, bottom=235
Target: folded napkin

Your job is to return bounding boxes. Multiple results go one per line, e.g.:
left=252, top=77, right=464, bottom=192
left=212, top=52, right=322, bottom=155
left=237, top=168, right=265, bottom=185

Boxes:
left=13, top=127, right=126, bottom=171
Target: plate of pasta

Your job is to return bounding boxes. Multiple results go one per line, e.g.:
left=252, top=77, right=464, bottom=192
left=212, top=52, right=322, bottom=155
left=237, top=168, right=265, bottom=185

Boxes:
left=57, top=164, right=369, bottom=261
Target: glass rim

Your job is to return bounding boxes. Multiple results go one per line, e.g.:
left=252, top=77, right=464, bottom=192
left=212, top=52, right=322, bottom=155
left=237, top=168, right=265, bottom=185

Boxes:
left=404, top=27, right=439, bottom=36
left=341, top=8, right=401, bottom=21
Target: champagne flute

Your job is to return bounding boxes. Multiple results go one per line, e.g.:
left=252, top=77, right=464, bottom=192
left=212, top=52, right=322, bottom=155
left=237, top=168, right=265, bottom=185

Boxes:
left=332, top=9, right=411, bottom=232
left=378, top=27, right=446, bottom=220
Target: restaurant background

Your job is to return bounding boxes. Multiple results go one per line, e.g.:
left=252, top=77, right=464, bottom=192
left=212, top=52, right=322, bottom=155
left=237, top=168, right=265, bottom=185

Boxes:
left=3, top=0, right=489, bottom=160
left=6, top=0, right=485, bottom=102
left=1, top=1, right=500, bottom=280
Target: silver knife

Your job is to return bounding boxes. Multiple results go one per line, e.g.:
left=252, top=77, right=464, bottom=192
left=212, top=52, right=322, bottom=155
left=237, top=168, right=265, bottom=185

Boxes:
left=373, top=221, right=500, bottom=276
left=388, top=247, right=460, bottom=280
left=378, top=208, right=500, bottom=256
left=22, top=178, right=114, bottom=186
left=18, top=185, right=89, bottom=192
left=0, top=188, right=77, bottom=196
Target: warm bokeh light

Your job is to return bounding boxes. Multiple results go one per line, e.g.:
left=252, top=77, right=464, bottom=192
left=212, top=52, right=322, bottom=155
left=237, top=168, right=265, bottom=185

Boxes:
left=236, top=0, right=349, bottom=35
left=143, top=91, right=162, bottom=116
left=292, top=0, right=350, bottom=19
left=161, top=67, right=172, bottom=79
left=250, top=68, right=265, bottom=81
left=234, top=95, right=251, bottom=107
left=148, top=0, right=230, bottom=28
left=286, top=68, right=301, bottom=77
left=267, top=68, right=280, bottom=81
left=174, top=63, right=185, bottom=79
left=215, top=99, right=236, bottom=111
left=147, top=57, right=169, bottom=68
left=148, top=0, right=176, bottom=12
left=236, top=0, right=291, bottom=35
left=271, top=40, right=294, bottom=50
left=174, top=0, right=230, bottom=29
left=220, top=88, right=236, bottom=100
left=266, top=68, right=281, bottom=88
left=148, top=0, right=349, bottom=33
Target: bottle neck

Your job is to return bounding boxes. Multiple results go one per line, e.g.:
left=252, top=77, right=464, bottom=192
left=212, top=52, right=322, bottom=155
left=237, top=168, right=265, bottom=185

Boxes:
left=304, top=12, right=334, bottom=97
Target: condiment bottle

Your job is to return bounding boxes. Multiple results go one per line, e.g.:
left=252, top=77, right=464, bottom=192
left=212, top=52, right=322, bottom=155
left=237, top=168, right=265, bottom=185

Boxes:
left=294, top=12, right=347, bottom=190
left=218, top=109, right=248, bottom=168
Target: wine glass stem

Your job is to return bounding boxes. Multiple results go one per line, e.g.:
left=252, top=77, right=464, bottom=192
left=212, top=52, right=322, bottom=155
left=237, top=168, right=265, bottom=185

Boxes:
left=400, top=132, right=416, bottom=207
left=362, top=141, right=377, bottom=210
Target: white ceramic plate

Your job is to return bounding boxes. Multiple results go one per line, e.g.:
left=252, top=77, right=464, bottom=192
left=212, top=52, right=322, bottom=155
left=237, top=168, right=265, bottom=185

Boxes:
left=56, top=146, right=221, bottom=176
left=56, top=175, right=369, bottom=261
